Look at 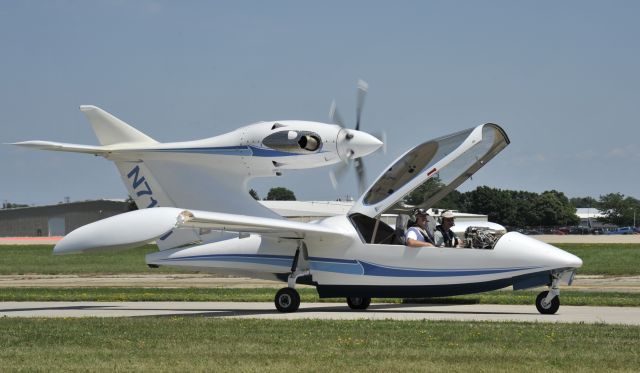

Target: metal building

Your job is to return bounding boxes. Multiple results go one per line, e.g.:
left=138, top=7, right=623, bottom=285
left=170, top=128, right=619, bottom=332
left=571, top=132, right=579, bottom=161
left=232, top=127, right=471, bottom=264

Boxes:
left=0, top=200, right=130, bottom=237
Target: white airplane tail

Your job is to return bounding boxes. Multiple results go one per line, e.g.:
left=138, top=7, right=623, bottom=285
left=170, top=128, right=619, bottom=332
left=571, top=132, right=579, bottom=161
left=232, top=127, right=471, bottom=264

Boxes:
left=13, top=105, right=282, bottom=250
left=79, top=105, right=158, bottom=146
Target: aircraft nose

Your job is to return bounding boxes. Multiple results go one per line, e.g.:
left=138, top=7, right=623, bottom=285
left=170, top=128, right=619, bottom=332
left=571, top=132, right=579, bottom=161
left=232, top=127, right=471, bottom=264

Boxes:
left=495, top=232, right=583, bottom=269
left=565, top=252, right=583, bottom=269
left=337, top=129, right=383, bottom=160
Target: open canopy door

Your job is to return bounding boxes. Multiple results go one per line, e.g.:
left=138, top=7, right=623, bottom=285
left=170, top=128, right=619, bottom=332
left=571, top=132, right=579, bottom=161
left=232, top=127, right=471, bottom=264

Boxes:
left=349, top=123, right=510, bottom=218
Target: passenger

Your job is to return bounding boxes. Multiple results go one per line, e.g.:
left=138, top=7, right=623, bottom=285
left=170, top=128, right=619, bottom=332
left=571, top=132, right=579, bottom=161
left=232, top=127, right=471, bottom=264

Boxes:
left=434, top=210, right=461, bottom=247
left=405, top=209, right=436, bottom=247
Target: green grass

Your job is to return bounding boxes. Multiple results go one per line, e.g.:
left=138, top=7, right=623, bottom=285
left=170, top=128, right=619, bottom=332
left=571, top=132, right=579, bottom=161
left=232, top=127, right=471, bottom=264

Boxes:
left=2, top=287, right=640, bottom=307
left=1, top=318, right=639, bottom=372
left=0, top=245, right=192, bottom=275
left=556, top=244, right=640, bottom=276
left=1, top=244, right=640, bottom=276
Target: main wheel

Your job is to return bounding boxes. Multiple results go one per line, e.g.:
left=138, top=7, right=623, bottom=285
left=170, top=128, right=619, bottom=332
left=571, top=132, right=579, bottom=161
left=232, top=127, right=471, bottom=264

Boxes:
left=274, top=287, right=300, bottom=313
left=346, top=296, right=371, bottom=310
left=536, top=291, right=560, bottom=314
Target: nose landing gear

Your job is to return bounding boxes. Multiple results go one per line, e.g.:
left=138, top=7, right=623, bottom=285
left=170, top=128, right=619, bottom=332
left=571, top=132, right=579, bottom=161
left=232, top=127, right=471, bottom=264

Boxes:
left=535, top=290, right=560, bottom=314
left=535, top=273, right=562, bottom=314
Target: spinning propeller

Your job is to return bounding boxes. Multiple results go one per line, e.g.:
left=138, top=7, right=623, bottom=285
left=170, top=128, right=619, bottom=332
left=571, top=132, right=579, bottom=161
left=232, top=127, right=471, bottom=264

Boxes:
left=329, top=80, right=385, bottom=196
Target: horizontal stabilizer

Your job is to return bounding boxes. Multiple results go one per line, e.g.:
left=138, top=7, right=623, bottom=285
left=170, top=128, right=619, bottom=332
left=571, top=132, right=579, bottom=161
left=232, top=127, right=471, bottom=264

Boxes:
left=11, top=140, right=110, bottom=155
left=54, top=207, right=183, bottom=255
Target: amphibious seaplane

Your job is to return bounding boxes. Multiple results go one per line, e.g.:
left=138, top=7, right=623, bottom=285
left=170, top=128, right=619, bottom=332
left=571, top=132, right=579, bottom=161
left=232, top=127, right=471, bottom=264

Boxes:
left=14, top=88, right=582, bottom=314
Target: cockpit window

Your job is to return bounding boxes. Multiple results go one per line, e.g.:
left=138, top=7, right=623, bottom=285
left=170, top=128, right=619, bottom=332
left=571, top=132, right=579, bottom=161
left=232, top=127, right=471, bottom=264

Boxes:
left=349, top=213, right=397, bottom=244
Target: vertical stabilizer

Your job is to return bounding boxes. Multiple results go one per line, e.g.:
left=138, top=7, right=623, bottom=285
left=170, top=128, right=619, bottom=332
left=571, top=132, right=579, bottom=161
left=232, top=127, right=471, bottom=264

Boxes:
left=80, top=105, right=158, bottom=145
left=115, top=161, right=201, bottom=250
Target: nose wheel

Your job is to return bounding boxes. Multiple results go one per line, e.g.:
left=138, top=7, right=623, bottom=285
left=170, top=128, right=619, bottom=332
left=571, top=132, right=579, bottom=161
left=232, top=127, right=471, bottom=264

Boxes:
left=535, top=273, right=563, bottom=315
left=535, top=290, right=560, bottom=314
left=275, top=287, right=300, bottom=313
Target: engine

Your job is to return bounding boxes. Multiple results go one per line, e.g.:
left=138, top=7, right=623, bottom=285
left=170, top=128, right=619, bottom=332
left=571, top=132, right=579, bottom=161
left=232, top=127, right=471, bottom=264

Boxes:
left=464, top=226, right=502, bottom=249
left=262, top=130, right=322, bottom=153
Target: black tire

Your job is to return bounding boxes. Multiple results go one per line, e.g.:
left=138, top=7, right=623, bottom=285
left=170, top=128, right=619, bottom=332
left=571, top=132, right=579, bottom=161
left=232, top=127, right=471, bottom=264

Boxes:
left=536, top=291, right=560, bottom=314
left=346, top=296, right=371, bottom=310
left=274, top=287, right=300, bottom=313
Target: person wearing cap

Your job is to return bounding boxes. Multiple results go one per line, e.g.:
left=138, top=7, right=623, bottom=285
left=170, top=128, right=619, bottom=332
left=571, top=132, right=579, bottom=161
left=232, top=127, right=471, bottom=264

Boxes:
left=405, top=209, right=436, bottom=247
left=434, top=210, right=461, bottom=247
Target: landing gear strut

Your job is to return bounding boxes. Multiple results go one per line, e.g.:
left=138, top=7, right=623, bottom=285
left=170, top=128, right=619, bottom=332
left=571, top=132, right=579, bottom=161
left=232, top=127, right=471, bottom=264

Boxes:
left=274, top=243, right=310, bottom=313
left=535, top=274, right=562, bottom=314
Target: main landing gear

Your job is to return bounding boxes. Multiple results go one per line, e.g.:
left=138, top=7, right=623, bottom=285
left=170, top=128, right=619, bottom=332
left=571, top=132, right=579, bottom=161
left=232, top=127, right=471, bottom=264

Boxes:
left=346, top=296, right=371, bottom=310
left=275, top=287, right=300, bottom=313
left=535, top=273, right=562, bottom=314
left=274, top=267, right=309, bottom=313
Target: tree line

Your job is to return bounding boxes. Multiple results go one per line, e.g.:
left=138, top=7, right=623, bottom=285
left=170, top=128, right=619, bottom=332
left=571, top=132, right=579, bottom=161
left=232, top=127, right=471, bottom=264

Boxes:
left=252, top=183, right=637, bottom=228
left=406, top=184, right=639, bottom=228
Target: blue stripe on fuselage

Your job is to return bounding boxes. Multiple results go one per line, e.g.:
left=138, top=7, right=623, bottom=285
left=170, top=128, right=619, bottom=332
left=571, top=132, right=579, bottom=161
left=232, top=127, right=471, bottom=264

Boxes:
left=308, top=257, right=541, bottom=278
left=159, top=253, right=540, bottom=278
left=140, top=145, right=323, bottom=157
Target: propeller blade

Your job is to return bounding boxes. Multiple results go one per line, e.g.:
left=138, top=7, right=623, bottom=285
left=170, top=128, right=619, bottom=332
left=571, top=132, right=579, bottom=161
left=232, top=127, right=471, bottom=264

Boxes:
left=354, top=157, right=367, bottom=195
left=329, top=159, right=351, bottom=189
left=329, top=100, right=345, bottom=128
left=355, top=79, right=368, bottom=131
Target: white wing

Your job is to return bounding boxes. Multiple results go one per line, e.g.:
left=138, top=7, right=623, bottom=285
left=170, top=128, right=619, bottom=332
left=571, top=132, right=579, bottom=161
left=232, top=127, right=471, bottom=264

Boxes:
left=54, top=207, right=352, bottom=255
left=176, top=209, right=352, bottom=242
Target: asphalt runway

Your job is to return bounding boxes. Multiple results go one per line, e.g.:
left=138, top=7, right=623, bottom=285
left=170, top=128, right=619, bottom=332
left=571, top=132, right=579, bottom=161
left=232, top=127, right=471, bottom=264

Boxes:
left=2, top=301, right=639, bottom=325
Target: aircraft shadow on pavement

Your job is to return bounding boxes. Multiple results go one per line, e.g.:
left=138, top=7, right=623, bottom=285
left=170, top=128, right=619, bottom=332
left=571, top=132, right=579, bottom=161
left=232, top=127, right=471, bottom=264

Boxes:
left=129, top=304, right=538, bottom=318
left=1, top=305, right=119, bottom=313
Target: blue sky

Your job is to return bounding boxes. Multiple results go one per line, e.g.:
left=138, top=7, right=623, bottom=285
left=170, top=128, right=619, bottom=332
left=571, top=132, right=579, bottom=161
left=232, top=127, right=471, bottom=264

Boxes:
left=2, top=1, right=639, bottom=205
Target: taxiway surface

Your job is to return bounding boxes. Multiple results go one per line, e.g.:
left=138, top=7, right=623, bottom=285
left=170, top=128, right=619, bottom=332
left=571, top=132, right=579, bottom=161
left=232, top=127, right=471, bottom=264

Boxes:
left=2, top=301, right=639, bottom=325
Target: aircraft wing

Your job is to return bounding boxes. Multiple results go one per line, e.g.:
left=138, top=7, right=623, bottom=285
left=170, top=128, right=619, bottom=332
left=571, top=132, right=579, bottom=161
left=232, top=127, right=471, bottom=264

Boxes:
left=349, top=123, right=510, bottom=218
left=54, top=207, right=353, bottom=255
left=176, top=209, right=352, bottom=242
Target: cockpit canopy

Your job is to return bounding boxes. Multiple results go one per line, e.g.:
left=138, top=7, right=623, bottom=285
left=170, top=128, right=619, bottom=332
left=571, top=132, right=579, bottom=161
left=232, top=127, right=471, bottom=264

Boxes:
left=349, top=123, right=510, bottom=218
left=263, top=129, right=322, bottom=153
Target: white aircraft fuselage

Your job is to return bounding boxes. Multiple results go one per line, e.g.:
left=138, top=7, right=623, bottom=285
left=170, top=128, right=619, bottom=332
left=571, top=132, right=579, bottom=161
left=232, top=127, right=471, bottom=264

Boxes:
left=141, top=212, right=581, bottom=298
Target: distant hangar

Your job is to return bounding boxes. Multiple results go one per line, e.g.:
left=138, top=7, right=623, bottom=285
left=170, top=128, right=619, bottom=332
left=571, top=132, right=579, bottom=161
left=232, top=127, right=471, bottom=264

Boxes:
left=0, top=200, right=130, bottom=237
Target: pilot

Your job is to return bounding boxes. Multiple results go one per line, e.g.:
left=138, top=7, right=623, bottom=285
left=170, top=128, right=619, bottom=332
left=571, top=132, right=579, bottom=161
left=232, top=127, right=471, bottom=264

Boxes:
left=434, top=210, right=461, bottom=247
left=405, top=209, right=436, bottom=247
